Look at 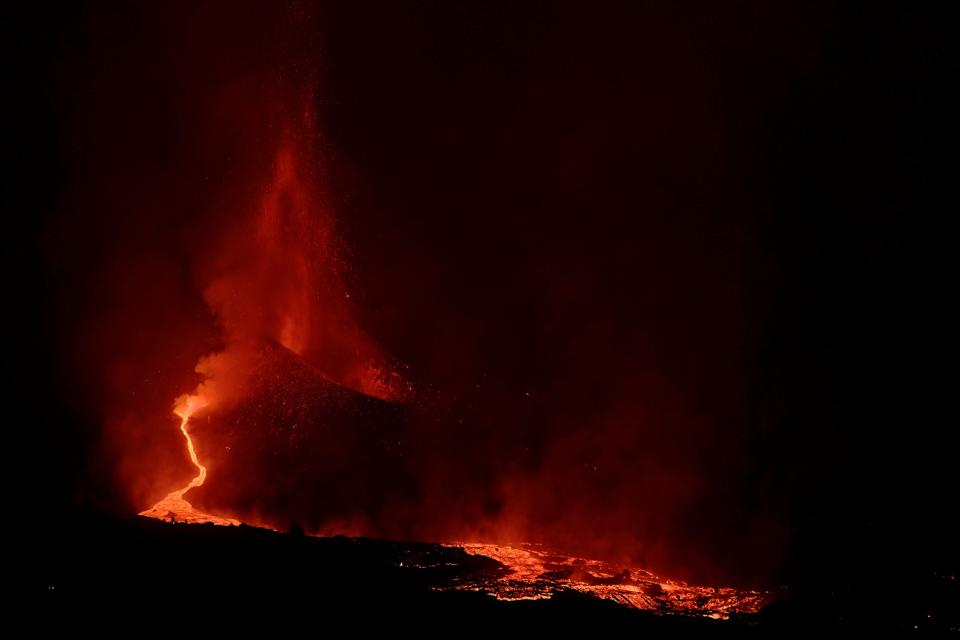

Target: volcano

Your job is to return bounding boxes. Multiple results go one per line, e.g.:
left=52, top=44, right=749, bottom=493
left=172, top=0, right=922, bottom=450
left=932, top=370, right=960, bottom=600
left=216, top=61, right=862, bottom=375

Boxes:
left=167, top=341, right=409, bottom=533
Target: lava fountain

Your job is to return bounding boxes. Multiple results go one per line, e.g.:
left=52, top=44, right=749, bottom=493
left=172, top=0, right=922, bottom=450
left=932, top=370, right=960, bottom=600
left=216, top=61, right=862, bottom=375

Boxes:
left=136, top=90, right=402, bottom=527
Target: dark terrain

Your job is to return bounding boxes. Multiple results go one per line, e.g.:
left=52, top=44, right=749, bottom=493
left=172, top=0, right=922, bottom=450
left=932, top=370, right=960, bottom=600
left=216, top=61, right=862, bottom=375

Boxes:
left=40, top=513, right=958, bottom=634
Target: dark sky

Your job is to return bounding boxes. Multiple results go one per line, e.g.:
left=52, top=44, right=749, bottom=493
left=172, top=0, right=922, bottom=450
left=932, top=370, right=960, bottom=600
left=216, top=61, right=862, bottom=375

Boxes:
left=16, top=1, right=957, bottom=588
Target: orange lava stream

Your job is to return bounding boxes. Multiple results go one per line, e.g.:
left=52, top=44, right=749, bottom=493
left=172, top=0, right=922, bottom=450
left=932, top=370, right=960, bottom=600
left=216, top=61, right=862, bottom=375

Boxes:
left=139, top=396, right=239, bottom=526
left=446, top=542, right=769, bottom=618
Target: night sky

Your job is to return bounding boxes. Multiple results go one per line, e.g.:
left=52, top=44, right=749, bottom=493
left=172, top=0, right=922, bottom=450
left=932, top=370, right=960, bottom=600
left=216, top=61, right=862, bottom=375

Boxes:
left=16, top=1, right=958, bottom=591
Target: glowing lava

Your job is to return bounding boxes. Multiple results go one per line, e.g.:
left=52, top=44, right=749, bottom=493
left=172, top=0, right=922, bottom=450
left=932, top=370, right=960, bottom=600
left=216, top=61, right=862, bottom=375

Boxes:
left=139, top=395, right=239, bottom=526
left=444, top=542, right=769, bottom=618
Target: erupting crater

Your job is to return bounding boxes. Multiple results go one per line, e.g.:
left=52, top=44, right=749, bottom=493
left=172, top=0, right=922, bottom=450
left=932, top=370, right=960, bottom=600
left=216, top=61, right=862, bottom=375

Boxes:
left=131, top=87, right=765, bottom=620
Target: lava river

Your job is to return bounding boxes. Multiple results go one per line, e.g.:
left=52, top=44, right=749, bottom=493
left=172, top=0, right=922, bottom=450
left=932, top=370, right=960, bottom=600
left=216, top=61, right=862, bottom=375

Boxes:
left=138, top=395, right=239, bottom=526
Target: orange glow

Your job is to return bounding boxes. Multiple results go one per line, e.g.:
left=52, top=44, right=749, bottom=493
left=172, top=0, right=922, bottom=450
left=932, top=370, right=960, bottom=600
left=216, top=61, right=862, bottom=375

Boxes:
left=139, top=394, right=238, bottom=526
left=445, top=542, right=769, bottom=618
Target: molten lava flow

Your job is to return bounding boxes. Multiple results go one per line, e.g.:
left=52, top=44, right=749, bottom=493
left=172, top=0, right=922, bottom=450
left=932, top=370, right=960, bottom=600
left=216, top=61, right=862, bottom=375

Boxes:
left=139, top=395, right=238, bottom=526
left=444, top=542, right=769, bottom=618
